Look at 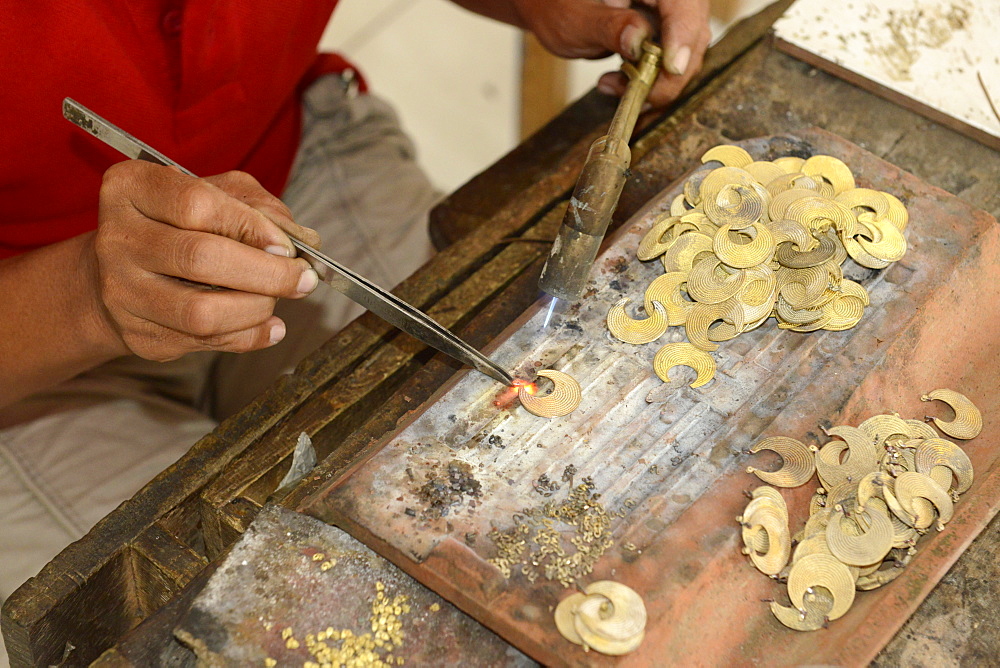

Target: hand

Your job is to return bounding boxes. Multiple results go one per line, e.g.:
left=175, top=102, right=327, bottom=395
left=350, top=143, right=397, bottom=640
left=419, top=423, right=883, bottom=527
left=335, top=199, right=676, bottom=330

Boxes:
left=514, top=0, right=711, bottom=107
left=91, top=161, right=322, bottom=362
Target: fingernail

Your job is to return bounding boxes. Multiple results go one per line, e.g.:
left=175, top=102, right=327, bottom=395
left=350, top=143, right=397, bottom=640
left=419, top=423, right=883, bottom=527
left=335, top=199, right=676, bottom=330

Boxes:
left=265, top=244, right=293, bottom=257
left=269, top=321, right=286, bottom=345
left=598, top=79, right=618, bottom=96
left=641, top=102, right=652, bottom=113
left=297, top=268, right=319, bottom=295
left=620, top=25, right=647, bottom=60
left=665, top=45, right=691, bottom=76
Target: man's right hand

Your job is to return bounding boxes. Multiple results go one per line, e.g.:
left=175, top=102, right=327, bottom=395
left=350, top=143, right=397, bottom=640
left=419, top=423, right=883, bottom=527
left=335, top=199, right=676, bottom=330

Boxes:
left=92, top=160, right=322, bottom=362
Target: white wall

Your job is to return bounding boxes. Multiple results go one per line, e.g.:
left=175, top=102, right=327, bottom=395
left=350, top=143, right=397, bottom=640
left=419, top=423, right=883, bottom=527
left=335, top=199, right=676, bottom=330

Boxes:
left=321, top=0, right=779, bottom=193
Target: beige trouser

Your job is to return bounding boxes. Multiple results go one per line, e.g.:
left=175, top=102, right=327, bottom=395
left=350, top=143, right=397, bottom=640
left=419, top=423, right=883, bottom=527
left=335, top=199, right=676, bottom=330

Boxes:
left=0, top=75, right=437, bottom=619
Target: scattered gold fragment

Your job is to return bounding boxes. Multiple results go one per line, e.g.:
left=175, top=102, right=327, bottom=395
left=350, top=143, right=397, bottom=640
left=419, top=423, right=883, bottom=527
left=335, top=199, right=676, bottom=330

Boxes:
left=489, top=475, right=614, bottom=587
left=740, top=390, right=980, bottom=631
left=320, top=560, right=335, bottom=571
left=312, top=553, right=325, bottom=562
left=429, top=603, right=440, bottom=612
left=519, top=369, right=582, bottom=418
left=267, top=582, right=410, bottom=667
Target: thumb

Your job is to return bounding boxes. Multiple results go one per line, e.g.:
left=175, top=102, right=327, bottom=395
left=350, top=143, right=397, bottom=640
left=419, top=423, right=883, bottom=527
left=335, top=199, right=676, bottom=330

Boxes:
left=526, top=2, right=652, bottom=61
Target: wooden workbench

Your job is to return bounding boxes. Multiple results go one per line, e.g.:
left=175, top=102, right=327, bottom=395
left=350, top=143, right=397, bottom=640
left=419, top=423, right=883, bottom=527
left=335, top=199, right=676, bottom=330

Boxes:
left=4, top=2, right=999, bottom=664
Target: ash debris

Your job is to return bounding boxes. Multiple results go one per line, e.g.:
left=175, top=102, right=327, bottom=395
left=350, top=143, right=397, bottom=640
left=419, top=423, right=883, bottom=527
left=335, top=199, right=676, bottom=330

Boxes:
left=414, top=459, right=482, bottom=518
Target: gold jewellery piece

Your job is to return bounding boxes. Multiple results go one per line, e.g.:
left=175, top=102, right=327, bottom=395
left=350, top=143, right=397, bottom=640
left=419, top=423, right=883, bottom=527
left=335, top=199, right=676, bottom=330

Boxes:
left=746, top=436, right=816, bottom=487
left=554, top=581, right=647, bottom=655
left=652, top=342, right=716, bottom=388
left=739, top=389, right=981, bottom=631
left=921, top=388, right=983, bottom=440
left=611, top=144, right=911, bottom=389
left=607, top=298, right=670, bottom=344
left=518, top=369, right=582, bottom=418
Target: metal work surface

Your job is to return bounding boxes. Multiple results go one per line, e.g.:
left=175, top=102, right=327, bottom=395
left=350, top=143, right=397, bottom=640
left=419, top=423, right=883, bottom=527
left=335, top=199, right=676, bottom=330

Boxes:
left=173, top=504, right=531, bottom=666
left=302, top=128, right=1000, bottom=666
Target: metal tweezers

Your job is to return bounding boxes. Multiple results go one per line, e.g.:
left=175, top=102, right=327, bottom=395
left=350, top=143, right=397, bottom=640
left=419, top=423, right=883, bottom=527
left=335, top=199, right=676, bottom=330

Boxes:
left=62, top=98, right=514, bottom=385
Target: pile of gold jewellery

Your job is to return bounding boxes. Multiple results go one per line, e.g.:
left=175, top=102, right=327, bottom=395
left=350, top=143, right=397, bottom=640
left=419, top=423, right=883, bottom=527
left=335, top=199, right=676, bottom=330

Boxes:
left=739, top=388, right=980, bottom=631
left=608, top=144, right=909, bottom=386
left=554, top=581, right=647, bottom=655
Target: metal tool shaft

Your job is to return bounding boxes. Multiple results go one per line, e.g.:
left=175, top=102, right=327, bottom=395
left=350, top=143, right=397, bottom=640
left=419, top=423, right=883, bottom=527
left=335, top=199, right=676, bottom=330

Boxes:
left=62, top=98, right=514, bottom=385
left=538, top=42, right=662, bottom=301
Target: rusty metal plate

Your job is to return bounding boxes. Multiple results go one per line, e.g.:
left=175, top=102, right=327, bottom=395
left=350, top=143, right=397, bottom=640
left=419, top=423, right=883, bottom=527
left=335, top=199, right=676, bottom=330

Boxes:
left=173, top=504, right=532, bottom=666
left=301, top=128, right=1000, bottom=666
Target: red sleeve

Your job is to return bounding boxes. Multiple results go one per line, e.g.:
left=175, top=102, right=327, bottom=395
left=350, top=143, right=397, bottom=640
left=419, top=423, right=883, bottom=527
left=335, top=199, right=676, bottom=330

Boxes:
left=0, top=0, right=355, bottom=259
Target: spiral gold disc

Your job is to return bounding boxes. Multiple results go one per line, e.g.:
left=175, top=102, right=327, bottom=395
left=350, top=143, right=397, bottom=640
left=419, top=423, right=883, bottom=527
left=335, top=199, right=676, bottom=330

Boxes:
left=637, top=215, right=685, bottom=261
left=644, top=272, right=693, bottom=326
left=703, top=183, right=766, bottom=228
left=825, top=506, right=893, bottom=566
left=858, top=414, right=911, bottom=447
left=834, top=187, right=890, bottom=219
left=777, top=265, right=829, bottom=309
left=894, top=471, right=954, bottom=529
left=784, top=196, right=856, bottom=237
left=771, top=587, right=835, bottom=632
left=701, top=144, right=753, bottom=168
left=773, top=156, right=806, bottom=173
left=607, top=298, right=669, bottom=344
left=713, top=222, right=775, bottom=268
left=843, top=234, right=891, bottom=269
left=767, top=218, right=816, bottom=252
left=914, top=438, right=973, bottom=494
left=554, top=592, right=588, bottom=645
left=775, top=230, right=836, bottom=268
left=685, top=300, right=744, bottom=352
left=747, top=436, right=816, bottom=487
left=787, top=553, right=856, bottom=621
left=580, top=581, right=647, bottom=641
left=856, top=215, right=907, bottom=262
left=743, top=505, right=791, bottom=575
left=741, top=160, right=786, bottom=185
left=802, top=154, right=856, bottom=194
left=653, top=342, right=716, bottom=388
left=687, top=257, right=745, bottom=304
left=921, top=389, right=983, bottom=440
left=661, top=232, right=714, bottom=273
left=519, top=370, right=582, bottom=418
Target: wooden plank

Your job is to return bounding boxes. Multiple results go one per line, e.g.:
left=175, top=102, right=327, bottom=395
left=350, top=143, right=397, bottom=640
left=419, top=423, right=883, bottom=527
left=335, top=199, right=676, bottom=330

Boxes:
left=2, top=551, right=140, bottom=667
left=129, top=522, right=207, bottom=619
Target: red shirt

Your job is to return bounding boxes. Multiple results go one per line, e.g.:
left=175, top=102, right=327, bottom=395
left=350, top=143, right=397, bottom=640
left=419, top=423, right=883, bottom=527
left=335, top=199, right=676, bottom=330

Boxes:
left=0, top=1, right=351, bottom=258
